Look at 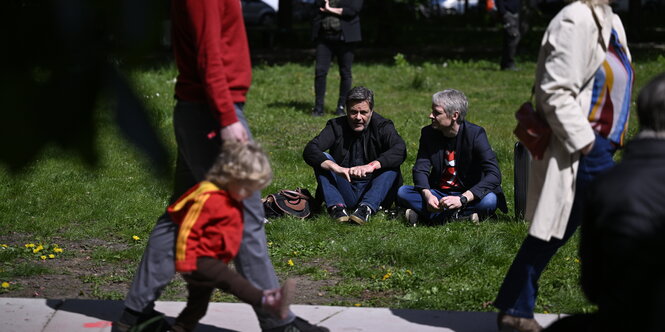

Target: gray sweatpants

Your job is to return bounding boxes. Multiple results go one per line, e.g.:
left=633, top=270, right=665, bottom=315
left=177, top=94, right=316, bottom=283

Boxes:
left=123, top=100, right=294, bottom=329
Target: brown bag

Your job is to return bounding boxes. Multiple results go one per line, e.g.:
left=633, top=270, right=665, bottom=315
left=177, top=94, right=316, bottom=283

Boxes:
left=263, top=188, right=313, bottom=219
left=513, top=101, right=551, bottom=160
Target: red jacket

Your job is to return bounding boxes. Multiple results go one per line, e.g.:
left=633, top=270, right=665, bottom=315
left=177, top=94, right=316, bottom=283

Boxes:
left=171, top=0, right=252, bottom=127
left=168, top=181, right=244, bottom=273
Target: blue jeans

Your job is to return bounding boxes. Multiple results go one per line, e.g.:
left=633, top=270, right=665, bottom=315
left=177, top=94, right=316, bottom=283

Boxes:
left=315, top=153, right=398, bottom=212
left=494, top=133, right=616, bottom=318
left=397, top=185, right=498, bottom=221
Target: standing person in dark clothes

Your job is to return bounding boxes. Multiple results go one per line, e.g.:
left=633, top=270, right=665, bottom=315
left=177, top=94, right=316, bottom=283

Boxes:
left=496, top=0, right=523, bottom=70
left=304, top=86, right=406, bottom=224
left=311, top=0, right=363, bottom=117
left=112, top=1, right=329, bottom=331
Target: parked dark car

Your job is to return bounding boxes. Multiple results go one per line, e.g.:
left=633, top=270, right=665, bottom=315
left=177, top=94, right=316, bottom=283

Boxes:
left=241, top=0, right=277, bottom=26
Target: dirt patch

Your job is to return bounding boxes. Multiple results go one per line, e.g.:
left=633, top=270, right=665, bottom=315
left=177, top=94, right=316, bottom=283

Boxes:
left=0, top=233, right=356, bottom=306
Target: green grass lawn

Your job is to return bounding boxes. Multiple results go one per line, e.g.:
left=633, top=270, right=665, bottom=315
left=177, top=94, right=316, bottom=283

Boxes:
left=1, top=54, right=664, bottom=314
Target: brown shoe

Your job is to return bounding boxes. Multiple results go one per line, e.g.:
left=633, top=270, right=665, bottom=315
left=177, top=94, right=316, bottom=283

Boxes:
left=497, top=312, right=543, bottom=332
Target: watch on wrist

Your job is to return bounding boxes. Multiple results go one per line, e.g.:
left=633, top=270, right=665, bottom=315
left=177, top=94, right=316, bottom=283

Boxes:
left=459, top=195, right=468, bottom=206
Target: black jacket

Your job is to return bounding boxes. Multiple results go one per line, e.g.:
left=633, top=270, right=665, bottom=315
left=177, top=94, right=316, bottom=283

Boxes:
left=412, top=122, right=507, bottom=213
left=579, top=138, right=665, bottom=332
left=312, top=0, right=363, bottom=43
left=303, top=112, right=406, bottom=171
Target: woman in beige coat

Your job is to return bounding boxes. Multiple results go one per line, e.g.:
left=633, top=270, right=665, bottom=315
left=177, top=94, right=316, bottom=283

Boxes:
left=494, top=0, right=634, bottom=331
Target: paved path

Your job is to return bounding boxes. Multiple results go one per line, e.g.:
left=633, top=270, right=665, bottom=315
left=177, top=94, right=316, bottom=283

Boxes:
left=1, top=297, right=563, bottom=331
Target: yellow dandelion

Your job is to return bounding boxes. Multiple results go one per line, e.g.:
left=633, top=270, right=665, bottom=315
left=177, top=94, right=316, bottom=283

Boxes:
left=382, top=272, right=392, bottom=280
left=48, top=254, right=55, bottom=259
left=1, top=282, right=9, bottom=288
left=354, top=303, right=362, bottom=307
left=574, top=258, right=580, bottom=263
left=40, top=255, right=47, bottom=260
left=53, top=248, right=63, bottom=253
left=132, top=235, right=140, bottom=241
left=25, top=243, right=35, bottom=248
left=268, top=241, right=273, bottom=247
left=1, top=244, right=8, bottom=248
left=406, top=269, right=413, bottom=275
left=287, top=259, right=294, bottom=266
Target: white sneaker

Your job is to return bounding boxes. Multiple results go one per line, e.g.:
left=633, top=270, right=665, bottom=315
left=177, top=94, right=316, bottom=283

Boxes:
left=405, top=209, right=419, bottom=227
left=470, top=213, right=479, bottom=223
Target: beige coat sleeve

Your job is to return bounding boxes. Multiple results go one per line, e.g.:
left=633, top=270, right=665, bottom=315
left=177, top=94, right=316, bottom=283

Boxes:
left=535, top=2, right=597, bottom=154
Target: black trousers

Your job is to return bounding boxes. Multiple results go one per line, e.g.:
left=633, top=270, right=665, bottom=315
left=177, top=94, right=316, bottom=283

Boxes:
left=501, top=11, right=521, bottom=69
left=314, top=39, right=355, bottom=113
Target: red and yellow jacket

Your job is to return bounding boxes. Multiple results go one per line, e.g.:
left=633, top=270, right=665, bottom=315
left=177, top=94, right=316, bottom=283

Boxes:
left=168, top=181, right=244, bottom=273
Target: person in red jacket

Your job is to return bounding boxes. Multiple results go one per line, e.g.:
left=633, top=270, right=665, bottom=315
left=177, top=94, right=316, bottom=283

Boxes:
left=115, top=1, right=328, bottom=331
left=167, top=142, right=294, bottom=332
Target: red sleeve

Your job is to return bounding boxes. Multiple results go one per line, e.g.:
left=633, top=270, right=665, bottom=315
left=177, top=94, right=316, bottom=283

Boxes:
left=185, top=0, right=239, bottom=127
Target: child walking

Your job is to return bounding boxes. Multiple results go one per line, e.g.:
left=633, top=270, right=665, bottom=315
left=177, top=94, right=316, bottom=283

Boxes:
left=167, top=141, right=294, bottom=332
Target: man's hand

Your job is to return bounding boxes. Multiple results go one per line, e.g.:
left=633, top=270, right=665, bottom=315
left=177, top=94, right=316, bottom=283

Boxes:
left=333, top=165, right=351, bottom=182
left=320, top=0, right=342, bottom=15
left=321, top=159, right=351, bottom=182
left=422, top=190, right=443, bottom=212
left=349, top=164, right=374, bottom=178
left=220, top=121, right=248, bottom=143
left=439, top=196, right=463, bottom=210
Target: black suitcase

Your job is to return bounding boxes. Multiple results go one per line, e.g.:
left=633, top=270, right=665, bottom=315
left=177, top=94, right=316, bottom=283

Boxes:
left=514, top=141, right=531, bottom=220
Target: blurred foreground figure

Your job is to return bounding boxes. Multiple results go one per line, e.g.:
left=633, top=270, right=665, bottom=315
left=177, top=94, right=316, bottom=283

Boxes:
left=546, top=72, right=665, bottom=332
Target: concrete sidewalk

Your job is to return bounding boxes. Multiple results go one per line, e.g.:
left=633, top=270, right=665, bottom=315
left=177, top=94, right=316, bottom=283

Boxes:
left=1, top=297, right=562, bottom=331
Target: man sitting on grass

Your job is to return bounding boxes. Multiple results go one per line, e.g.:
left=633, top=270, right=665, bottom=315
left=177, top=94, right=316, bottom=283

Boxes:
left=303, top=86, right=407, bottom=224
left=397, top=89, right=507, bottom=225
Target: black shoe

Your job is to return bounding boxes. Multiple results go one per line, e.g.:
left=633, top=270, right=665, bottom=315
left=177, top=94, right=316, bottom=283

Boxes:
left=328, top=205, right=349, bottom=222
left=311, top=108, right=324, bottom=117
left=349, top=204, right=372, bottom=225
left=335, top=105, right=345, bottom=116
left=112, top=308, right=171, bottom=332
left=263, top=317, right=330, bottom=332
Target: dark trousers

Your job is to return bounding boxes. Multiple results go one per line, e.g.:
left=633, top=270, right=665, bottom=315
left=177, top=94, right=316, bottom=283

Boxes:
left=314, top=39, right=355, bottom=113
left=173, top=257, right=264, bottom=332
left=501, top=11, right=521, bottom=69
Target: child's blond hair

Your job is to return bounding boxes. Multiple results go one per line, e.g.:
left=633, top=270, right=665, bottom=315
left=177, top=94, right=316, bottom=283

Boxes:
left=206, top=141, right=272, bottom=190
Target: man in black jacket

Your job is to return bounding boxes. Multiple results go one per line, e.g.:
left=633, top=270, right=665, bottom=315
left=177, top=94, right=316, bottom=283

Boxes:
left=303, top=86, right=406, bottom=224
left=397, top=89, right=507, bottom=224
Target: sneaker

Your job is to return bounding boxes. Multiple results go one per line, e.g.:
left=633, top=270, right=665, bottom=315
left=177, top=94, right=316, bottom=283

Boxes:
left=405, top=208, right=419, bottom=227
left=497, top=312, right=543, bottom=332
left=349, top=204, right=372, bottom=225
left=328, top=205, right=349, bottom=222
left=112, top=308, right=171, bottom=332
left=470, top=213, right=479, bottom=223
left=263, top=317, right=329, bottom=332
left=311, top=108, right=324, bottom=117
left=335, top=106, right=345, bottom=116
